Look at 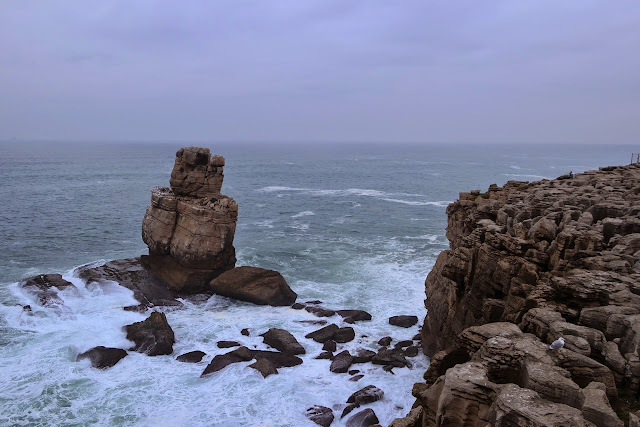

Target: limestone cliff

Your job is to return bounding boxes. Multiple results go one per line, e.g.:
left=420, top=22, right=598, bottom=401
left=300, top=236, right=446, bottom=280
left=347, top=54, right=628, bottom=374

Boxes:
left=393, top=163, right=640, bottom=426
left=142, top=147, right=238, bottom=293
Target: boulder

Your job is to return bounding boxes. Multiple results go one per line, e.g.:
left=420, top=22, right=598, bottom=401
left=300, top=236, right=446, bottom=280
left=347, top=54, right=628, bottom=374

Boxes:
left=249, top=358, right=278, bottom=378
left=20, top=273, right=77, bottom=309
left=217, top=341, right=240, bottom=348
left=142, top=147, right=238, bottom=293
left=580, top=382, right=623, bottom=427
left=124, top=311, right=175, bottom=356
left=330, top=350, right=353, bottom=373
left=306, top=324, right=339, bottom=343
left=353, top=349, right=376, bottom=363
left=306, top=405, right=334, bottom=427
left=389, top=315, right=418, bottom=328
left=322, top=340, right=337, bottom=352
left=76, top=346, right=127, bottom=369
left=305, top=306, right=336, bottom=317
left=176, top=350, right=206, bottom=363
left=201, top=346, right=252, bottom=376
left=372, top=348, right=408, bottom=368
left=337, top=310, right=372, bottom=323
left=260, top=328, right=305, bottom=354
left=377, top=337, right=392, bottom=347
left=347, top=385, right=384, bottom=405
left=249, top=350, right=303, bottom=368
left=346, top=408, right=379, bottom=427
left=208, top=267, right=297, bottom=306
left=334, top=327, right=355, bottom=343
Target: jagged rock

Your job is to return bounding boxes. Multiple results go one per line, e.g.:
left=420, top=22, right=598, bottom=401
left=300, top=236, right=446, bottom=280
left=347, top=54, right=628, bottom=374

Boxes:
left=353, top=349, right=376, bottom=363
left=305, top=305, right=336, bottom=317
left=389, top=315, right=418, bottom=328
left=260, top=328, right=305, bottom=354
left=315, top=351, right=333, bottom=360
left=347, top=385, right=384, bottom=405
left=76, top=346, right=127, bottom=369
left=394, top=340, right=413, bottom=349
left=20, top=273, right=77, bottom=308
left=124, top=311, right=175, bottom=356
left=142, top=147, right=238, bottom=292
left=372, top=348, right=408, bottom=368
left=389, top=406, right=422, bottom=427
left=208, top=266, right=297, bottom=306
left=176, top=350, right=206, bottom=363
left=403, top=346, right=419, bottom=357
left=345, top=408, right=379, bottom=427
left=306, top=405, right=334, bottom=427
left=330, top=350, right=353, bottom=373
left=249, top=358, right=278, bottom=378
left=306, top=324, right=339, bottom=343
left=249, top=350, right=303, bottom=368
left=349, top=374, right=365, bottom=382
left=217, top=341, right=240, bottom=348
left=75, top=258, right=181, bottom=308
left=581, top=382, right=623, bottom=426
left=322, top=340, right=337, bottom=352
left=201, top=346, right=252, bottom=376
left=334, top=327, right=355, bottom=343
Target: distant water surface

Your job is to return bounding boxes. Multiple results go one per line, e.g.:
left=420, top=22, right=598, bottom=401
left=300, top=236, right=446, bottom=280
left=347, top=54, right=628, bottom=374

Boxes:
left=0, top=141, right=632, bottom=426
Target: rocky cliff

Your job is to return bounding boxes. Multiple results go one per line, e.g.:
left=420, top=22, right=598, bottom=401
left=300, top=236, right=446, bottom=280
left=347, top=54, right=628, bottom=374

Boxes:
left=141, top=147, right=238, bottom=293
left=393, top=163, right=640, bottom=426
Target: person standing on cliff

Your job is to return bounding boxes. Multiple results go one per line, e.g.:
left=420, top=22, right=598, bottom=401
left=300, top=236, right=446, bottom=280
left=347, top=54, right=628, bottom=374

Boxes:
left=569, top=171, right=574, bottom=179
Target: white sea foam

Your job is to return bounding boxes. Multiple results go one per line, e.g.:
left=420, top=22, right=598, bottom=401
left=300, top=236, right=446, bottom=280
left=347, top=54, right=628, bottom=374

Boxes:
left=258, top=186, right=424, bottom=199
left=291, top=211, right=315, bottom=218
left=381, top=198, right=451, bottom=207
left=503, top=173, right=547, bottom=179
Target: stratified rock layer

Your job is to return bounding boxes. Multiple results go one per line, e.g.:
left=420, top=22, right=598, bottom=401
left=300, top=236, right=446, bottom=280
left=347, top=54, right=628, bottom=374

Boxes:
left=393, top=164, right=640, bottom=426
left=142, top=147, right=237, bottom=293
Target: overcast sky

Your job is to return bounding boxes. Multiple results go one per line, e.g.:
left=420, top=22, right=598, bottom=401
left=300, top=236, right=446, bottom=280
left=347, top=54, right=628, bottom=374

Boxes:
left=1, top=1, right=639, bottom=144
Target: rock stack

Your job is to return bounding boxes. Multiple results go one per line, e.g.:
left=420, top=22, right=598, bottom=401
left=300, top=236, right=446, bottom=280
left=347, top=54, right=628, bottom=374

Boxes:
left=141, top=147, right=238, bottom=293
left=392, top=163, right=640, bottom=426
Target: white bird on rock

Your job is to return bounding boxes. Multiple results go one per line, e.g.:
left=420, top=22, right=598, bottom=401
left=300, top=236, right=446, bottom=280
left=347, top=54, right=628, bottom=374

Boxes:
left=549, top=337, right=565, bottom=351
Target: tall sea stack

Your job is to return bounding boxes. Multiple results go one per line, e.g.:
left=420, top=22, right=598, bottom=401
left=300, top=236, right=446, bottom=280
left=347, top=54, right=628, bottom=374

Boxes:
left=141, top=147, right=238, bottom=293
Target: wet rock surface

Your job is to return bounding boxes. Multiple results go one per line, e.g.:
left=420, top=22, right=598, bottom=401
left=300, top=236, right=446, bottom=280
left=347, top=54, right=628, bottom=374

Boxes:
left=260, top=328, right=305, bottom=354
left=124, top=311, right=175, bottom=356
left=176, top=350, right=206, bottom=363
left=20, top=273, right=77, bottom=309
left=393, top=164, right=640, bottom=426
left=306, top=405, right=334, bottom=427
left=201, top=346, right=252, bottom=377
left=208, top=266, right=297, bottom=306
left=76, top=346, right=127, bottom=369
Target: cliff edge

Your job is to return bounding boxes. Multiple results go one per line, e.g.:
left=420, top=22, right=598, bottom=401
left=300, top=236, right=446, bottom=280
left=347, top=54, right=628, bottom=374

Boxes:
left=393, top=163, right=640, bottom=426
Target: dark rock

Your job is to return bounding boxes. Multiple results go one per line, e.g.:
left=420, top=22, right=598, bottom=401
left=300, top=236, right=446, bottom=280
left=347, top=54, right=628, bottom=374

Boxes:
left=347, top=385, right=384, bottom=405
left=217, top=341, right=240, bottom=348
left=305, top=324, right=339, bottom=343
left=337, top=310, right=372, bottom=322
left=306, top=405, right=334, bottom=427
left=389, top=315, right=418, bottom=328
left=330, top=350, right=353, bottom=373
left=393, top=340, right=413, bottom=349
left=291, top=303, right=306, bottom=310
left=323, top=340, right=337, bottom=352
left=315, top=351, right=334, bottom=360
left=305, top=306, right=336, bottom=317
left=249, top=358, right=278, bottom=378
left=346, top=408, right=379, bottom=427
left=176, top=350, right=206, bottom=363
left=76, top=346, right=127, bottom=369
left=372, top=348, right=408, bottom=367
left=353, top=349, right=376, bottom=364
left=382, top=365, right=394, bottom=374
left=348, top=369, right=360, bottom=375
left=296, top=320, right=327, bottom=326
left=250, top=350, right=303, bottom=368
left=20, top=273, right=77, bottom=308
left=75, top=258, right=180, bottom=307
left=403, top=346, right=419, bottom=357
left=123, top=304, right=147, bottom=313
left=201, top=346, right=252, bottom=376
left=241, top=328, right=250, bottom=336
left=208, top=266, right=297, bottom=306
left=342, top=403, right=360, bottom=419
left=124, top=311, right=175, bottom=356
left=377, top=337, right=392, bottom=346
left=412, top=333, right=421, bottom=341
left=306, top=300, right=323, bottom=304
left=261, top=328, right=305, bottom=354
left=349, top=374, right=365, bottom=382
left=334, top=327, right=355, bottom=343
left=22, top=305, right=31, bottom=312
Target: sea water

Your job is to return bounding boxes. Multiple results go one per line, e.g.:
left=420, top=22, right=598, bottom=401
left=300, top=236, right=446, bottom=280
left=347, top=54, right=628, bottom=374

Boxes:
left=0, top=142, right=632, bottom=426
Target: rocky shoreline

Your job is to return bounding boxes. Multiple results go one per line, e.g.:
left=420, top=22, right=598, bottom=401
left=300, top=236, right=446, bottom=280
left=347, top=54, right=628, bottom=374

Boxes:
left=392, top=163, right=640, bottom=426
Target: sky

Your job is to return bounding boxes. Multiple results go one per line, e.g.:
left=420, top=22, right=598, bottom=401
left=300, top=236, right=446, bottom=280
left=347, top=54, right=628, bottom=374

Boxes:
left=1, top=1, right=639, bottom=144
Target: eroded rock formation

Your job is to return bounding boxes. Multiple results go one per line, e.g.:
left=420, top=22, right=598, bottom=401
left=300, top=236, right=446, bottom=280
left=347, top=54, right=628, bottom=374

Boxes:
left=142, top=147, right=238, bottom=293
left=393, top=163, right=640, bottom=426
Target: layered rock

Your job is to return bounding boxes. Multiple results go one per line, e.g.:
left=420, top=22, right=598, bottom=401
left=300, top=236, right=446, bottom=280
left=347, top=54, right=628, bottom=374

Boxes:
left=394, top=164, right=640, bottom=426
left=142, top=147, right=237, bottom=293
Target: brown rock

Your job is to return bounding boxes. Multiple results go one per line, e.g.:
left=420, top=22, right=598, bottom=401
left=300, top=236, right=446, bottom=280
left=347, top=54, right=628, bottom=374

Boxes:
left=249, top=350, right=303, bottom=368
left=176, top=350, right=206, bottom=363
left=20, top=273, right=77, bottom=309
left=306, top=324, right=339, bottom=343
left=334, top=327, right=355, bottom=343
left=201, top=346, right=252, bottom=376
left=347, top=385, right=384, bottom=405
left=76, top=346, right=127, bottom=369
left=249, top=358, right=278, bottom=378
left=217, top=341, right=240, bottom=348
left=306, top=405, right=334, bottom=427
left=581, top=382, right=623, bottom=427
left=337, top=310, right=372, bottom=322
left=389, top=315, right=418, bottom=328
left=124, top=311, right=175, bottom=356
left=260, top=328, right=305, bottom=354
left=208, top=266, right=297, bottom=306
left=346, top=408, right=379, bottom=427
left=330, top=350, right=353, bottom=373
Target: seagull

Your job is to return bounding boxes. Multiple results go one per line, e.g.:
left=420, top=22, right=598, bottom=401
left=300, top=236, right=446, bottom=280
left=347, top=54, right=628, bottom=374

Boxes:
left=549, top=337, right=565, bottom=351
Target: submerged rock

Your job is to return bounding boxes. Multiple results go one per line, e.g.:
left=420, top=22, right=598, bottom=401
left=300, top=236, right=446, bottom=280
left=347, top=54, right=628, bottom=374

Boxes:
left=208, top=266, right=297, bottom=306
left=176, top=351, right=206, bottom=363
left=124, top=311, right=175, bottom=356
left=76, top=346, right=127, bottom=369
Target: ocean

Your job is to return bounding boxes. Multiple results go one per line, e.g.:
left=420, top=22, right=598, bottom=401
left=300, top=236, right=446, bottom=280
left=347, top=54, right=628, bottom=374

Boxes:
left=0, top=141, right=633, bottom=426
